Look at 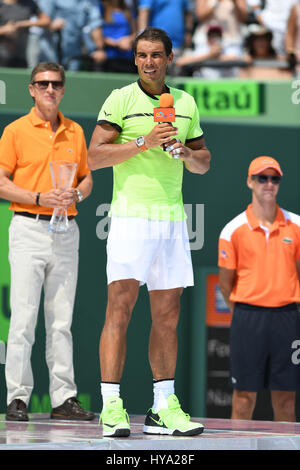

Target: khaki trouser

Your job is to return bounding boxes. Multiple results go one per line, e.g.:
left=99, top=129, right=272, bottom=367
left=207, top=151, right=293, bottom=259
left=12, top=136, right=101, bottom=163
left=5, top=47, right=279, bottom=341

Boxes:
left=5, top=214, right=79, bottom=408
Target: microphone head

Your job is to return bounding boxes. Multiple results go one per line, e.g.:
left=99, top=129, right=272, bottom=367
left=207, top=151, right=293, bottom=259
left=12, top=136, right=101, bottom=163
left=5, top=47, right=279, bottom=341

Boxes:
left=154, top=93, right=175, bottom=122
left=159, top=93, right=174, bottom=108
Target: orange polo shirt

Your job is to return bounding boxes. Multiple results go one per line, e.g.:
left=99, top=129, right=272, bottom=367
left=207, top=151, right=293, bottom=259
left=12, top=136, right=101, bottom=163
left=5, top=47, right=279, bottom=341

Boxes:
left=218, top=204, right=300, bottom=307
left=0, top=107, right=90, bottom=216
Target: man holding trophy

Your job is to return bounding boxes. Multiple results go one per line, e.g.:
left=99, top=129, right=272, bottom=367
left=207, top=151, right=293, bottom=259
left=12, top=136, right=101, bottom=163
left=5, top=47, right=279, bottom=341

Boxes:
left=0, top=62, right=94, bottom=421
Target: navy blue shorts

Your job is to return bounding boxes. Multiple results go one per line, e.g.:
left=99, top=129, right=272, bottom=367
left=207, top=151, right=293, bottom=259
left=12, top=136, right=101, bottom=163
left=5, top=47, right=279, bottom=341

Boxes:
left=229, top=302, right=300, bottom=391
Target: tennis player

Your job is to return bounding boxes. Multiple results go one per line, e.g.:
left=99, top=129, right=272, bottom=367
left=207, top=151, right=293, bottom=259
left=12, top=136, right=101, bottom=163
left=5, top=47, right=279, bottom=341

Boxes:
left=88, top=27, right=211, bottom=437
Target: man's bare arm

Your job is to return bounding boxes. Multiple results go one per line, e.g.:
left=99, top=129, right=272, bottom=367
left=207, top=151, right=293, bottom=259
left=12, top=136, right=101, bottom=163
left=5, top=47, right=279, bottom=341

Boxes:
left=87, top=122, right=179, bottom=170
left=219, top=267, right=237, bottom=313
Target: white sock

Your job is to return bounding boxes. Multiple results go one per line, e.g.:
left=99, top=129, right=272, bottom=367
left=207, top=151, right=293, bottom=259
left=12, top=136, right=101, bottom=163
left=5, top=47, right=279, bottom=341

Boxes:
left=101, top=382, right=120, bottom=408
left=152, top=379, right=175, bottom=413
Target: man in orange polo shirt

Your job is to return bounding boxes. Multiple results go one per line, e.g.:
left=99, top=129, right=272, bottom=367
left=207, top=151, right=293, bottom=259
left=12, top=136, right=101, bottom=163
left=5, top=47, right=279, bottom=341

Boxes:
left=218, top=156, right=300, bottom=422
left=0, top=62, right=94, bottom=421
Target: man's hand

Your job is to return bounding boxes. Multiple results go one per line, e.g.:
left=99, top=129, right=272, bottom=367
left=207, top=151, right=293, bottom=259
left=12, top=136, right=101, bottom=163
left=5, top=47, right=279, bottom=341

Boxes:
left=59, top=188, right=78, bottom=208
left=163, top=136, right=211, bottom=174
left=209, top=42, right=222, bottom=58
left=164, top=139, right=192, bottom=161
left=91, top=49, right=106, bottom=63
left=39, top=188, right=76, bottom=208
left=117, top=36, right=133, bottom=51
left=1, top=21, right=17, bottom=36
left=50, top=18, right=65, bottom=31
left=144, top=123, right=178, bottom=150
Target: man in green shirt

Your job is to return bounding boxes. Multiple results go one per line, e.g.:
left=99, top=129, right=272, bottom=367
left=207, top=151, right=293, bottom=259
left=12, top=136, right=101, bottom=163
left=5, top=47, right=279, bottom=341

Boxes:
left=88, top=27, right=211, bottom=437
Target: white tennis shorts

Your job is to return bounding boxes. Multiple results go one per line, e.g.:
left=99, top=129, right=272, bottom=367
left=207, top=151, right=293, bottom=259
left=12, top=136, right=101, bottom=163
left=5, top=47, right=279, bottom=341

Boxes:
left=106, top=217, right=194, bottom=290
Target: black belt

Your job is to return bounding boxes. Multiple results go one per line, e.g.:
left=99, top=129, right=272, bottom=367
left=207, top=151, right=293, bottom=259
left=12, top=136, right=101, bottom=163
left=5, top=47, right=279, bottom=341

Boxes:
left=14, top=211, right=75, bottom=221
left=235, top=302, right=297, bottom=312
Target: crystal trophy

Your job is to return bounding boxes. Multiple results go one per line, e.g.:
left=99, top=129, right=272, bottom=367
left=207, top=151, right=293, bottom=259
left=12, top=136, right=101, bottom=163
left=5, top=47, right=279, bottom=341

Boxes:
left=48, top=160, right=77, bottom=234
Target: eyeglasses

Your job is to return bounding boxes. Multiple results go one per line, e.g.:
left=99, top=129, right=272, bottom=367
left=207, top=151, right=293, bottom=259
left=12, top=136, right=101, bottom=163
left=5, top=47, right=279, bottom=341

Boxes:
left=32, top=80, right=64, bottom=90
left=252, top=174, right=281, bottom=184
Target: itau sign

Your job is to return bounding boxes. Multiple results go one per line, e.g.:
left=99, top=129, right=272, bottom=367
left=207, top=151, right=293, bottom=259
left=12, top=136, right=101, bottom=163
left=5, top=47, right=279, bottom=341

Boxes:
left=185, top=81, right=263, bottom=116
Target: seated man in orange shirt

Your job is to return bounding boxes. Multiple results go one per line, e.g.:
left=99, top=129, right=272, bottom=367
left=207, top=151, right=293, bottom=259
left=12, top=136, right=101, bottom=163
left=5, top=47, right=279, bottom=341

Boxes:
left=218, top=156, right=300, bottom=422
left=0, top=62, right=94, bottom=421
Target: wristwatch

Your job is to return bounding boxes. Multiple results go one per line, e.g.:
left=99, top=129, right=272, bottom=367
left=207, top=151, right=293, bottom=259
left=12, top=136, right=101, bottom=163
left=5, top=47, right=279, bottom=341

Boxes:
left=75, top=189, right=83, bottom=202
left=136, top=136, right=147, bottom=152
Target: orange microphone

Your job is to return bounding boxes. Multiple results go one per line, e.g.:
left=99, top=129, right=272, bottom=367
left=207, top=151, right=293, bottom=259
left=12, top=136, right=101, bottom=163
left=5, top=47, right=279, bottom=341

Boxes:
left=154, top=93, right=176, bottom=153
left=154, top=93, right=175, bottom=123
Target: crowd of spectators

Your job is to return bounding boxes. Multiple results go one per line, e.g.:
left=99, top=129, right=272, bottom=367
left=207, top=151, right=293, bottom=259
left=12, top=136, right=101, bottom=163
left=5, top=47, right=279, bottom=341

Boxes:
left=0, top=0, right=299, bottom=78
